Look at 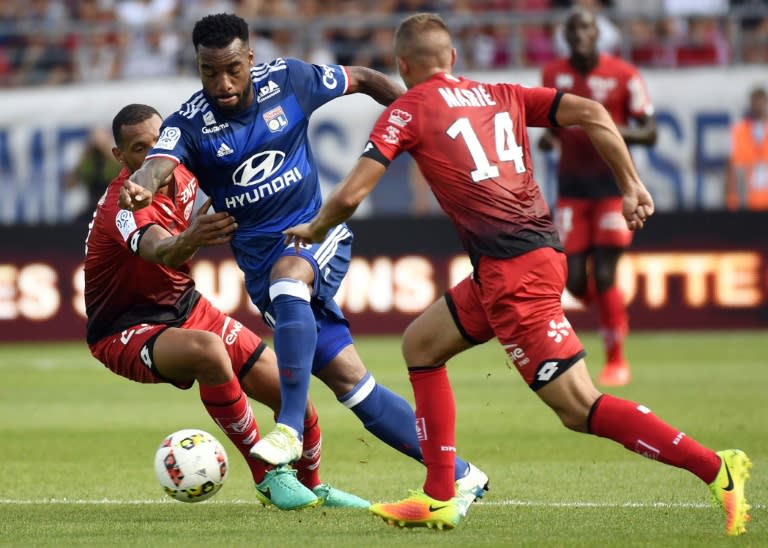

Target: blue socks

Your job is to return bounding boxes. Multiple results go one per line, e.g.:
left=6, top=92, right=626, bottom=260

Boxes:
left=271, top=280, right=316, bottom=436
left=340, top=372, right=469, bottom=480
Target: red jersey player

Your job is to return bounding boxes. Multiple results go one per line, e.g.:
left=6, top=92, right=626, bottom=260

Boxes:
left=540, top=8, right=657, bottom=387
left=84, top=103, right=369, bottom=510
left=285, top=13, right=751, bottom=535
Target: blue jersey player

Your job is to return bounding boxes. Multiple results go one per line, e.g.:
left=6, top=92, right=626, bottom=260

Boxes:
left=119, top=13, right=488, bottom=513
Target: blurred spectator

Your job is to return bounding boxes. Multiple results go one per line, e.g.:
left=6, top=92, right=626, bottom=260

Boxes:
left=74, top=26, right=122, bottom=82
left=12, top=0, right=74, bottom=86
left=14, top=32, right=74, bottom=86
left=115, top=0, right=181, bottom=79
left=626, top=17, right=675, bottom=66
left=65, top=127, right=122, bottom=222
left=726, top=86, right=768, bottom=210
left=180, top=0, right=237, bottom=23
left=674, top=16, right=729, bottom=65
left=0, top=0, right=767, bottom=85
left=70, top=0, right=120, bottom=82
left=663, top=0, right=728, bottom=17
left=554, top=0, right=621, bottom=57
left=118, top=23, right=182, bottom=78
left=731, top=0, right=768, bottom=64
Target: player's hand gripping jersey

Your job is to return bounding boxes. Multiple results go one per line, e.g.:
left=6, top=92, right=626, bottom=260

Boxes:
left=363, top=72, right=562, bottom=267
left=83, top=165, right=200, bottom=344
left=145, top=58, right=350, bottom=292
left=541, top=54, right=654, bottom=197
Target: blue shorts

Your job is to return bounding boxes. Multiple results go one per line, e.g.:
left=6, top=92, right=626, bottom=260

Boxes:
left=244, top=223, right=354, bottom=372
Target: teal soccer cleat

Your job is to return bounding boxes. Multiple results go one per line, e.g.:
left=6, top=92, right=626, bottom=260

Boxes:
left=255, top=465, right=320, bottom=510
left=313, top=483, right=370, bottom=508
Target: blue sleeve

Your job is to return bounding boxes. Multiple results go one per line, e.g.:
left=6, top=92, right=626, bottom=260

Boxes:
left=146, top=113, right=199, bottom=172
left=285, top=57, right=349, bottom=115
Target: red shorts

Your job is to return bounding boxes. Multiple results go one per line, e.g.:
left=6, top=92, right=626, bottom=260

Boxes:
left=89, top=297, right=265, bottom=389
left=446, top=247, right=585, bottom=390
left=556, top=197, right=633, bottom=254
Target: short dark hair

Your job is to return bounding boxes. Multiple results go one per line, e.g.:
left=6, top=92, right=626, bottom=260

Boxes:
left=192, top=13, right=249, bottom=51
left=111, top=104, right=161, bottom=147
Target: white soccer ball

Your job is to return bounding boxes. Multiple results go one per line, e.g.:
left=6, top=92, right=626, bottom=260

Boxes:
left=154, top=429, right=228, bottom=503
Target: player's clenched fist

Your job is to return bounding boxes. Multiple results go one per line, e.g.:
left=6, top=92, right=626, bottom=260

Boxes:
left=622, top=183, right=655, bottom=231
left=119, top=179, right=153, bottom=211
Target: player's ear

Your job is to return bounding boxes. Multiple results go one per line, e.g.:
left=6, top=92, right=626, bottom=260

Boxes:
left=112, top=146, right=124, bottom=164
left=396, top=56, right=408, bottom=77
left=248, top=48, right=254, bottom=66
left=450, top=47, right=457, bottom=69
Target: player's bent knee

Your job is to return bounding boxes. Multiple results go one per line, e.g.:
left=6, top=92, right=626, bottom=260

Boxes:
left=184, top=331, right=232, bottom=381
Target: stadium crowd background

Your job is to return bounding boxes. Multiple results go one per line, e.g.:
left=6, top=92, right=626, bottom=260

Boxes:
left=1, top=0, right=767, bottom=88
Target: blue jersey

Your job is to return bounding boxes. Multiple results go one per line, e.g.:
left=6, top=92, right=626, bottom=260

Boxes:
left=146, top=57, right=350, bottom=286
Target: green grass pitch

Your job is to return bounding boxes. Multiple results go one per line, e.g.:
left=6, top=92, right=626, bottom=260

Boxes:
left=1, top=331, right=765, bottom=547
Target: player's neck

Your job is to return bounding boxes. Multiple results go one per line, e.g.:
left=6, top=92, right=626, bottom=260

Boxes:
left=569, top=53, right=598, bottom=74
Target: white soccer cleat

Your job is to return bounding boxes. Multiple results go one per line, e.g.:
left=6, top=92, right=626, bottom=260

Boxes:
left=249, top=423, right=302, bottom=465
left=455, top=462, right=489, bottom=517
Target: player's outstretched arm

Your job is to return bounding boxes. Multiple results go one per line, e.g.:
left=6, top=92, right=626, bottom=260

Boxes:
left=138, top=198, right=237, bottom=268
left=554, top=93, right=654, bottom=230
left=284, top=157, right=386, bottom=246
left=118, top=157, right=177, bottom=211
left=346, top=66, right=405, bottom=106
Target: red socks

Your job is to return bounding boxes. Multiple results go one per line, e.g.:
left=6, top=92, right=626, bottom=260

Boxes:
left=596, top=285, right=628, bottom=363
left=409, top=365, right=456, bottom=501
left=589, top=394, right=721, bottom=484
left=295, top=405, right=322, bottom=489
left=199, top=377, right=267, bottom=484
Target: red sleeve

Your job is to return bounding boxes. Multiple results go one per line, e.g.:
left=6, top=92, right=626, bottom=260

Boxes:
left=365, top=93, right=420, bottom=163
left=518, top=85, right=559, bottom=128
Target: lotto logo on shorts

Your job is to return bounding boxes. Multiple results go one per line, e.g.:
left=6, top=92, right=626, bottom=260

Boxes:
left=415, top=417, right=427, bottom=441
left=140, top=345, right=152, bottom=368
left=546, top=318, right=572, bottom=343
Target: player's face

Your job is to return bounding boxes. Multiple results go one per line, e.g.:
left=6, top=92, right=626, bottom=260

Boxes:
left=197, top=38, right=254, bottom=115
left=113, top=115, right=163, bottom=173
left=565, top=14, right=598, bottom=58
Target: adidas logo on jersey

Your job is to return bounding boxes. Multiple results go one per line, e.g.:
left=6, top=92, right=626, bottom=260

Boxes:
left=217, top=143, right=234, bottom=157
left=257, top=80, right=281, bottom=102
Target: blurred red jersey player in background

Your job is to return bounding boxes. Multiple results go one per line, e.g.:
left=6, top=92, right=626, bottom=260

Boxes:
left=540, top=8, right=657, bottom=386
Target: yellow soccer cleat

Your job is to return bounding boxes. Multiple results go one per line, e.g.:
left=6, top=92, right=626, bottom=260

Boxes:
left=369, top=490, right=460, bottom=530
left=709, top=449, right=752, bottom=536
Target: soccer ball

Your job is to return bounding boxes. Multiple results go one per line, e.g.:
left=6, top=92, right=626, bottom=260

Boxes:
left=154, top=429, right=228, bottom=503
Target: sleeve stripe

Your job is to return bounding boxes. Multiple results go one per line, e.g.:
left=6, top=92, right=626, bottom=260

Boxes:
left=128, top=224, right=155, bottom=255
left=341, top=65, right=351, bottom=95
left=548, top=91, right=564, bottom=128
left=145, top=153, right=181, bottom=165
left=361, top=142, right=390, bottom=167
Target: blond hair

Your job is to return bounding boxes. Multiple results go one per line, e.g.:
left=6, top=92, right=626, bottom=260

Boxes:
left=394, top=13, right=452, bottom=66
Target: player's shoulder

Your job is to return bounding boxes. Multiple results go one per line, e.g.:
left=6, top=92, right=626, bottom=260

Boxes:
left=168, top=90, right=215, bottom=127
left=250, top=57, right=290, bottom=85
left=600, top=53, right=640, bottom=76
left=542, top=56, right=570, bottom=74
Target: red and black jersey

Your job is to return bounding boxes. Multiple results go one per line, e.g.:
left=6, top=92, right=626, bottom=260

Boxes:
left=83, top=165, right=200, bottom=344
left=542, top=53, right=654, bottom=198
left=364, top=72, right=562, bottom=267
